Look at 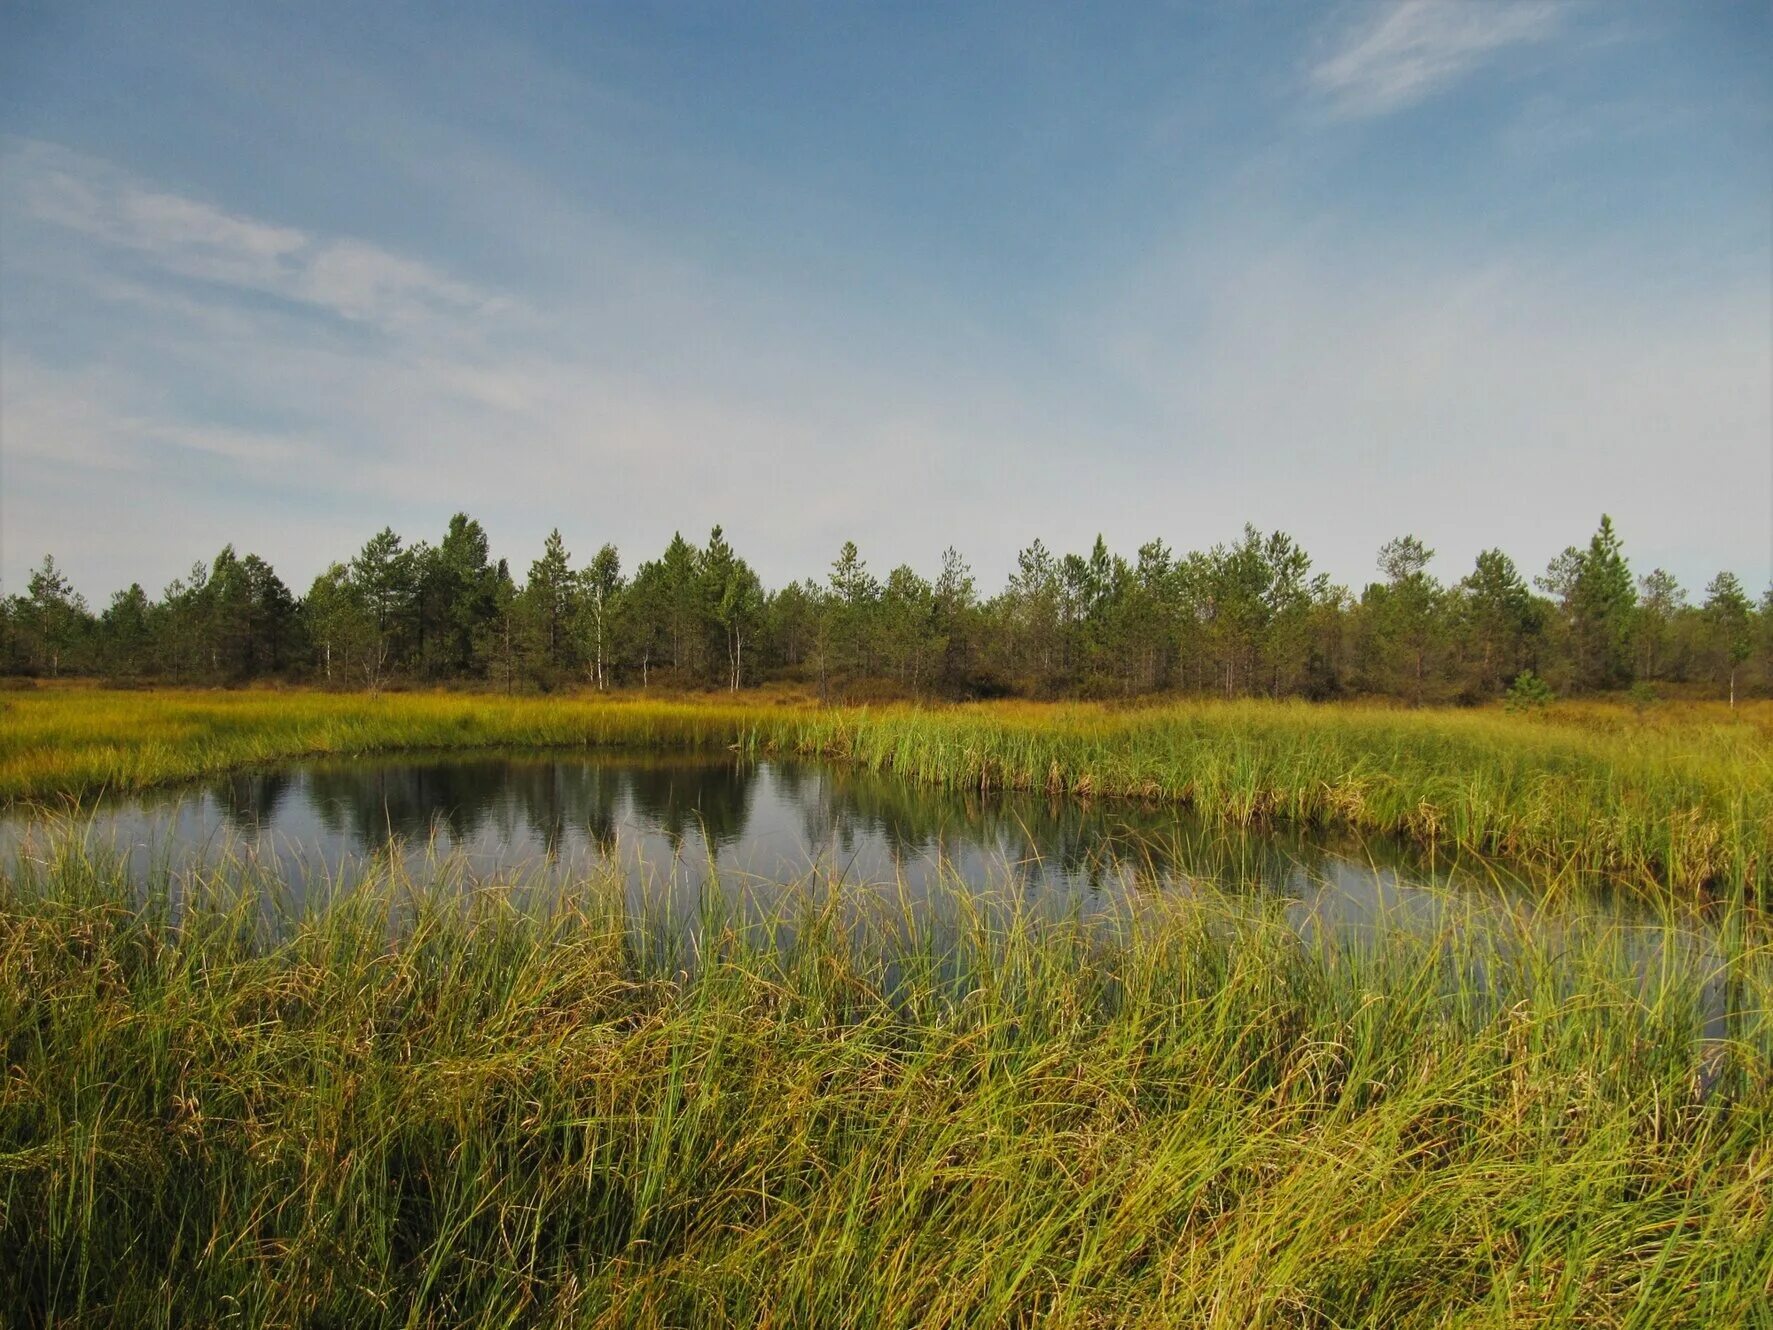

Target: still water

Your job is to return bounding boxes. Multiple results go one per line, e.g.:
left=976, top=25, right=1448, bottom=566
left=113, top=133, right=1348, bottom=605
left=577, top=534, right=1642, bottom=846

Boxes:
left=0, top=749, right=1685, bottom=933
left=1, top=752, right=1746, bottom=1053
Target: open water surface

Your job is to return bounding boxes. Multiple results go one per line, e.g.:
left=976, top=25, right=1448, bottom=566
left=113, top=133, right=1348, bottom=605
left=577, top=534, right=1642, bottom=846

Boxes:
left=2, top=750, right=1750, bottom=1062
left=0, top=750, right=1709, bottom=930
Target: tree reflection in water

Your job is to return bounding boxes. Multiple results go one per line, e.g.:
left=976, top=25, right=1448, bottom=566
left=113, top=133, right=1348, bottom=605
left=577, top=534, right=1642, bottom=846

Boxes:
left=27, top=750, right=1587, bottom=940
left=4, top=754, right=1724, bottom=1035
left=182, top=752, right=1482, bottom=909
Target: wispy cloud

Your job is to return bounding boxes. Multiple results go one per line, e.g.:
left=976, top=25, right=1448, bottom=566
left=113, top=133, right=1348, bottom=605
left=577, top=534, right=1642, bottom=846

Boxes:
left=0, top=138, right=1080, bottom=596
left=7, top=139, right=497, bottom=330
left=4, top=0, right=1763, bottom=608
left=1309, top=0, right=1563, bottom=119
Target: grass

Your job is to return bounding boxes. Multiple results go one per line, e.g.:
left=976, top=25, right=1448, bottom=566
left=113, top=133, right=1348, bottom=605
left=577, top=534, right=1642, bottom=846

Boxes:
left=3, top=686, right=1768, bottom=898
left=2, top=838, right=1769, bottom=1327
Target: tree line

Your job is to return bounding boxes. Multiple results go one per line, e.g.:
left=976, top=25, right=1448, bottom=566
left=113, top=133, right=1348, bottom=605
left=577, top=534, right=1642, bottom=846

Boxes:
left=4, top=514, right=1768, bottom=704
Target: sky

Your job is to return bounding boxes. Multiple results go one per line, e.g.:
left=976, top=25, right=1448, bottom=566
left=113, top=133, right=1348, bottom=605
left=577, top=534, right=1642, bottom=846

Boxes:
left=2, top=0, right=1769, bottom=604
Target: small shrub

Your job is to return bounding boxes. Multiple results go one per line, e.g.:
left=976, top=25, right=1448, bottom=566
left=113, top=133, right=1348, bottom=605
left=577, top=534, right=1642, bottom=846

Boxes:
left=1504, top=671, right=1554, bottom=714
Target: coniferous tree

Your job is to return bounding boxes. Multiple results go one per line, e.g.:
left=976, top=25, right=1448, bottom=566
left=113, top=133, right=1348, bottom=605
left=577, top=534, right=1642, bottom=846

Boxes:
left=765, top=579, right=821, bottom=674
left=521, top=529, right=578, bottom=682
left=8, top=513, right=1767, bottom=702
left=428, top=514, right=497, bottom=677
left=701, top=527, right=763, bottom=690
left=623, top=558, right=672, bottom=687
left=1636, top=569, right=1686, bottom=683
left=828, top=541, right=879, bottom=685
left=1368, top=535, right=1440, bottom=703
left=657, top=533, right=703, bottom=675
left=21, top=556, right=87, bottom=677
left=474, top=560, right=522, bottom=693
left=932, top=547, right=979, bottom=694
left=1007, top=539, right=1062, bottom=693
left=157, top=562, right=210, bottom=680
left=1204, top=526, right=1301, bottom=698
left=243, top=554, right=301, bottom=675
left=98, top=584, right=154, bottom=678
left=1760, top=585, right=1773, bottom=694
left=880, top=565, right=939, bottom=694
left=1702, top=572, right=1752, bottom=707
left=1259, top=531, right=1318, bottom=698
left=1125, top=539, right=1176, bottom=693
left=1561, top=516, right=1636, bottom=690
left=1458, top=549, right=1538, bottom=694
left=349, top=528, right=415, bottom=684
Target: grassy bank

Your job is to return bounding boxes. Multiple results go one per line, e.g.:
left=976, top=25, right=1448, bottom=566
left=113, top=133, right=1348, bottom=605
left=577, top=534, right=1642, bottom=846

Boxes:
left=2, top=687, right=1769, bottom=896
left=3, top=843, right=1768, bottom=1327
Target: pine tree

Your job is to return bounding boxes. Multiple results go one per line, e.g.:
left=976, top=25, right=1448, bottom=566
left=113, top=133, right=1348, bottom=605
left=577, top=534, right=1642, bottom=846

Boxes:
left=24, top=555, right=87, bottom=677
left=522, top=529, right=577, bottom=679
left=1567, top=516, right=1636, bottom=690
left=1459, top=549, right=1537, bottom=693
left=1702, top=571, right=1752, bottom=707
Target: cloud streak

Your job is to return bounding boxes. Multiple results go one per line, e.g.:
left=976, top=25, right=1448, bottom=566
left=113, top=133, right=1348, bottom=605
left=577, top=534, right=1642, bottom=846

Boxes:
left=1, top=3, right=1764, bottom=605
left=1, top=137, right=1083, bottom=597
left=9, top=140, right=497, bottom=331
left=1310, top=0, right=1562, bottom=118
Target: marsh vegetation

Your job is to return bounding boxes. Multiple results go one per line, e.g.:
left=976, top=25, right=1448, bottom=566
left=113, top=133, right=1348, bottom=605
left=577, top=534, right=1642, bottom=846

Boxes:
left=3, top=836, right=1768, bottom=1327
left=3, top=690, right=1768, bottom=1325
left=4, top=689, right=1766, bottom=899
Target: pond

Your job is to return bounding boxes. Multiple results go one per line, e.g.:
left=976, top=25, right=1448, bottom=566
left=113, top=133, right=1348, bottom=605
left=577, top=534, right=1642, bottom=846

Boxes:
left=0, top=749, right=1704, bottom=933
left=3, top=750, right=1749, bottom=1044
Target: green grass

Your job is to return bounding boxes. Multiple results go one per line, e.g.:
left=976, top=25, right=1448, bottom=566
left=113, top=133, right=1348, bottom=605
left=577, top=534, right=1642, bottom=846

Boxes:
left=2, top=840, right=1768, bottom=1327
left=3, top=687, right=1769, bottom=897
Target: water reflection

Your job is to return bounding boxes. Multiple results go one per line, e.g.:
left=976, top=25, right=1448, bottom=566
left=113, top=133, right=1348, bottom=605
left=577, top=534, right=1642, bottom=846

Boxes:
left=0, top=751, right=1689, bottom=943
left=2, top=753, right=1751, bottom=1061
left=211, top=769, right=296, bottom=835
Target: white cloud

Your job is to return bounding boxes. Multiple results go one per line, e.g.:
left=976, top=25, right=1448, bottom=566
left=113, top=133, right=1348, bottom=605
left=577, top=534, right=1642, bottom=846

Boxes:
left=5, top=139, right=496, bottom=330
left=0, top=140, right=1077, bottom=597
left=1309, top=0, right=1563, bottom=118
left=299, top=239, right=492, bottom=328
left=5, top=116, right=1763, bottom=604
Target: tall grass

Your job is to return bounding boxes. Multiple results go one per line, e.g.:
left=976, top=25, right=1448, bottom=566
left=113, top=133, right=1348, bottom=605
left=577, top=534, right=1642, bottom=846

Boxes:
left=2, top=687, right=1768, bottom=896
left=2, top=839, right=1768, bottom=1327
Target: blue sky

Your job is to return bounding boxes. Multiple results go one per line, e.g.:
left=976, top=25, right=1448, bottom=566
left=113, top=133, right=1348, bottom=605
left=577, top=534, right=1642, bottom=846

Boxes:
left=2, top=0, right=1768, bottom=602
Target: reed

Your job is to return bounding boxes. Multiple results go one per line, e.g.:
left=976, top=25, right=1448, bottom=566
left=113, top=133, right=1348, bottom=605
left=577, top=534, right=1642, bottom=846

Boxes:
left=2, top=687, right=1768, bottom=896
left=2, top=837, right=1767, bottom=1327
